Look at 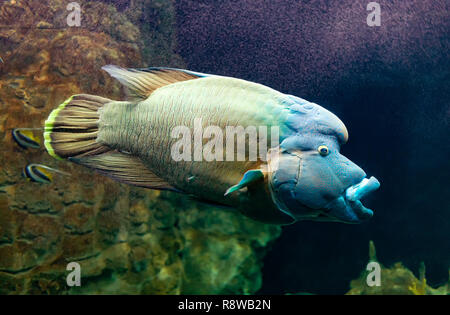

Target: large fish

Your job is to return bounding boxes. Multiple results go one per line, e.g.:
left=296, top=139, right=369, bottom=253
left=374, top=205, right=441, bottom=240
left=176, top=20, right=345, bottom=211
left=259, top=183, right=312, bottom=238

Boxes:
left=44, top=65, right=380, bottom=224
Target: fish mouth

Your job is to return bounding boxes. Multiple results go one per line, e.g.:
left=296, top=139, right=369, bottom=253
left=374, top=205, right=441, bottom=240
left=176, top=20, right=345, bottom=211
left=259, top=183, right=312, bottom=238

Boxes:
left=324, top=176, right=380, bottom=223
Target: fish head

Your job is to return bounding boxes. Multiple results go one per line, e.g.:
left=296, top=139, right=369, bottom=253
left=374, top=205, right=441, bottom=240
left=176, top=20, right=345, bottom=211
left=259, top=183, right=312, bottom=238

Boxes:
left=267, top=97, right=380, bottom=223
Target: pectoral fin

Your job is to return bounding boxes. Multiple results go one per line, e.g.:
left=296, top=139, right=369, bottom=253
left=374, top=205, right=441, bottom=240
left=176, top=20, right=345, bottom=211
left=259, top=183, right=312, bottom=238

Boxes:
left=224, top=170, right=265, bottom=196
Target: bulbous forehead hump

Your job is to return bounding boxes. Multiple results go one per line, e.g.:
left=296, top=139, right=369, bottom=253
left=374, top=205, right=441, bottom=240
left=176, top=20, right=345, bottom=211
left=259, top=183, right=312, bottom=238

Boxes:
left=285, top=95, right=349, bottom=144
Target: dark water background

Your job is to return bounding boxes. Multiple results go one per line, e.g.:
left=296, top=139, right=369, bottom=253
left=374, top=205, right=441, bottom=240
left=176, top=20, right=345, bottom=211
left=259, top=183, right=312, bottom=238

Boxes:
left=174, top=0, right=449, bottom=294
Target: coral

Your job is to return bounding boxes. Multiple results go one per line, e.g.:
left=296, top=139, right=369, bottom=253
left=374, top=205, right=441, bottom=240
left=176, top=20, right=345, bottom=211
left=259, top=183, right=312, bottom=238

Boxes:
left=0, top=0, right=280, bottom=294
left=346, top=241, right=449, bottom=295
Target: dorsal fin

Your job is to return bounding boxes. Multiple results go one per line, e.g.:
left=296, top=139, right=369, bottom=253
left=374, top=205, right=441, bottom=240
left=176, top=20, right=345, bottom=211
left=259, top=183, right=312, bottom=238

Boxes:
left=138, top=67, right=212, bottom=78
left=69, top=151, right=180, bottom=192
left=102, top=65, right=203, bottom=100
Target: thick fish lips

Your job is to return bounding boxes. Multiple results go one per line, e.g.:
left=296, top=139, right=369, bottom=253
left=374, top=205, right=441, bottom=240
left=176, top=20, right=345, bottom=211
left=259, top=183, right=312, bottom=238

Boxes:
left=325, top=176, right=380, bottom=223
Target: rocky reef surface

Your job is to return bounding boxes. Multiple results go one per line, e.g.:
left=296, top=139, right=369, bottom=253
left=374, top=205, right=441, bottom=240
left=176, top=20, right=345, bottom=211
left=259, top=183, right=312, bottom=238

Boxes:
left=0, top=0, right=280, bottom=294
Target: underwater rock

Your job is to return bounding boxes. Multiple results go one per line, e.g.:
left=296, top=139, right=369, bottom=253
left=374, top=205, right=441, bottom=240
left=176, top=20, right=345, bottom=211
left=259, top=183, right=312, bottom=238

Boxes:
left=0, top=0, right=280, bottom=294
left=121, top=0, right=185, bottom=67
left=346, top=241, right=449, bottom=295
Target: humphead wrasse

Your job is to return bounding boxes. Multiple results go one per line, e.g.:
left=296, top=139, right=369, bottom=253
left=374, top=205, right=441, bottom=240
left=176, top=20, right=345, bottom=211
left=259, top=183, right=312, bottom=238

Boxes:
left=43, top=66, right=380, bottom=225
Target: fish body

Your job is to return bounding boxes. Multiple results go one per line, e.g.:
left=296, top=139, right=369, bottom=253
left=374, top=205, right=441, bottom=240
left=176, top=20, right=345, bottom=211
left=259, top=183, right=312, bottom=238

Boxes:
left=23, top=164, right=69, bottom=183
left=98, top=76, right=286, bottom=208
left=44, top=66, right=380, bottom=224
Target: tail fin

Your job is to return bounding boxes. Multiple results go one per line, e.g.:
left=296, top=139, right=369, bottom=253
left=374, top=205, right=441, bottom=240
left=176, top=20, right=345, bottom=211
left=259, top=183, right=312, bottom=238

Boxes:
left=44, top=94, right=112, bottom=160
left=43, top=94, right=179, bottom=192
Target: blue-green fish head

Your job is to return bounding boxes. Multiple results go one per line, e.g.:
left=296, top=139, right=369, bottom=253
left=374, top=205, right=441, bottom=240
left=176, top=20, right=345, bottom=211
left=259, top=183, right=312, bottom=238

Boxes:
left=268, top=96, right=380, bottom=224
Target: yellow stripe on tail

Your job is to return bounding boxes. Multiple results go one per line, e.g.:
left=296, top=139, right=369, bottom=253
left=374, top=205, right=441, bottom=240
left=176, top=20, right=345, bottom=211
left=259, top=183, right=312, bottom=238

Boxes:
left=44, top=94, right=112, bottom=160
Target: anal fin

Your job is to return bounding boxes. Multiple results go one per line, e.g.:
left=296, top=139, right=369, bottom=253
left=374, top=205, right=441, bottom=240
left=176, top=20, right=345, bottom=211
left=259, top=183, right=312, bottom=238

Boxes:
left=188, top=195, right=233, bottom=209
left=70, top=151, right=179, bottom=192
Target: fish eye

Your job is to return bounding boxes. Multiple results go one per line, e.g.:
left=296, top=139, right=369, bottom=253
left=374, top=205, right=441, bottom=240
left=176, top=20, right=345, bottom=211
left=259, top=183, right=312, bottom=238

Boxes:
left=318, top=145, right=329, bottom=156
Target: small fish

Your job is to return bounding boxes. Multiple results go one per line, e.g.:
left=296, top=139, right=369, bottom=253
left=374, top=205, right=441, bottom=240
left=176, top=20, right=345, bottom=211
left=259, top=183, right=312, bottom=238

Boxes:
left=22, top=164, right=70, bottom=184
left=0, top=56, right=3, bottom=63
left=43, top=65, right=380, bottom=225
left=12, top=128, right=42, bottom=149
